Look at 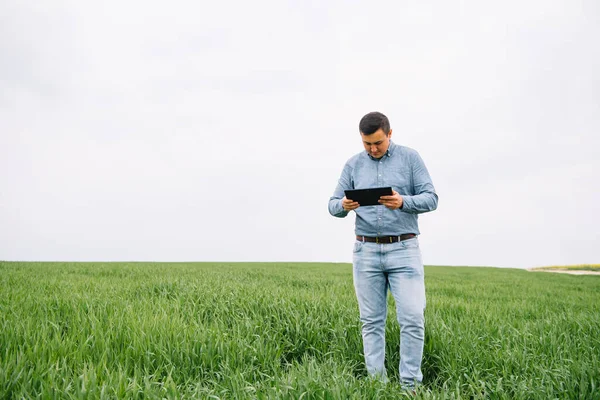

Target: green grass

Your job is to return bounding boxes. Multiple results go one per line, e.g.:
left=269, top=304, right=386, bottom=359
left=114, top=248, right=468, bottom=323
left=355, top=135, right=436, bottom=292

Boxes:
left=533, top=264, right=600, bottom=272
left=1, top=262, right=599, bottom=399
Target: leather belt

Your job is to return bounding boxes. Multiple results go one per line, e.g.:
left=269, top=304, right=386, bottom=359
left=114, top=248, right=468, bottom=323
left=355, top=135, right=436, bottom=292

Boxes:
left=356, top=234, right=417, bottom=243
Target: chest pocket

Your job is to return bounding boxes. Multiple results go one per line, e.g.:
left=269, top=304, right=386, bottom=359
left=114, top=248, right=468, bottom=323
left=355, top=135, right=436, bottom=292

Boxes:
left=390, top=168, right=413, bottom=195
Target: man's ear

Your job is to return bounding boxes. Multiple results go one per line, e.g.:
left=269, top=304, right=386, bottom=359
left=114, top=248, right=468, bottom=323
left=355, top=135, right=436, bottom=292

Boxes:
left=387, top=129, right=393, bottom=139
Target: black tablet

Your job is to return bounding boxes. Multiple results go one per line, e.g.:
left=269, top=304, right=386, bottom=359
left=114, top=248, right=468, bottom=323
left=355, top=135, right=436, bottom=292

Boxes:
left=344, top=186, right=393, bottom=206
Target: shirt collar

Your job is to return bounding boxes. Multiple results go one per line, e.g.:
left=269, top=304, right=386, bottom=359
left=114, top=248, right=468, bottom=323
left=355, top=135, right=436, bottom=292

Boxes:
left=387, top=140, right=395, bottom=156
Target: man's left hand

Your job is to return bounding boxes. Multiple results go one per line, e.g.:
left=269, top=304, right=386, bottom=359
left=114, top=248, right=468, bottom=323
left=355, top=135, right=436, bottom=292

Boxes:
left=378, top=190, right=403, bottom=210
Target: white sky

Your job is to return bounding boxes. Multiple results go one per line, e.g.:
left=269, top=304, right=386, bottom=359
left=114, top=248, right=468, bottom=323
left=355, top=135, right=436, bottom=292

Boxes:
left=1, top=0, right=599, bottom=268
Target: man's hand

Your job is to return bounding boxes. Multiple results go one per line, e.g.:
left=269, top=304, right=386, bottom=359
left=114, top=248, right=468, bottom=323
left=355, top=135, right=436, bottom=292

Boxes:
left=342, top=196, right=360, bottom=211
left=378, top=190, right=403, bottom=210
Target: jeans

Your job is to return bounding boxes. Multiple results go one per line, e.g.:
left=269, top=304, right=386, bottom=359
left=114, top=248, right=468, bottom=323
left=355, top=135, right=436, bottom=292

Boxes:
left=352, top=236, right=426, bottom=387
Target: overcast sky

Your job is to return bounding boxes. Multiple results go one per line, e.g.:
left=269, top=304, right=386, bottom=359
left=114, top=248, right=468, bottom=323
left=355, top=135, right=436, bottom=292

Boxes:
left=1, top=0, right=599, bottom=269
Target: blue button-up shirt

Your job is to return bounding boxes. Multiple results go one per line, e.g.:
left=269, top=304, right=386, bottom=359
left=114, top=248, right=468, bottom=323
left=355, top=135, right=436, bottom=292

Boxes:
left=328, top=141, right=438, bottom=236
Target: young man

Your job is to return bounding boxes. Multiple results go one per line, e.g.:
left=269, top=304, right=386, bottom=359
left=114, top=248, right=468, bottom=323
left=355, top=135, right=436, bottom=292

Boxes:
left=328, top=111, right=438, bottom=388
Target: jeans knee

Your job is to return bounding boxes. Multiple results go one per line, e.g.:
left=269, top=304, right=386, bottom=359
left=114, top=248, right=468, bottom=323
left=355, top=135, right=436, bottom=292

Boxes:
left=360, top=315, right=386, bottom=334
left=397, top=313, right=424, bottom=330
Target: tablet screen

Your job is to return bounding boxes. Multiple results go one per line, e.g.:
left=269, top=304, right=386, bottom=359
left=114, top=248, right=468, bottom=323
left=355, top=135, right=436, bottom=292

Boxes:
left=344, top=187, right=393, bottom=206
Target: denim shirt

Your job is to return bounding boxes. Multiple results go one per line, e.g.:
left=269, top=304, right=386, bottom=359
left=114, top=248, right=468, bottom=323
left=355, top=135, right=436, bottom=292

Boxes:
left=328, top=141, right=438, bottom=236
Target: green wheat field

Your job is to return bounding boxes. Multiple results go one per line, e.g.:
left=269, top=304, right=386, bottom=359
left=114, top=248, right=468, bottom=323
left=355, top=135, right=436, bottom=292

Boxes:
left=1, top=262, right=599, bottom=399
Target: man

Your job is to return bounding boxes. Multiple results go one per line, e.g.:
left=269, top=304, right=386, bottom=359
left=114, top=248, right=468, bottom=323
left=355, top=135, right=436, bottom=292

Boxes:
left=328, top=111, right=438, bottom=388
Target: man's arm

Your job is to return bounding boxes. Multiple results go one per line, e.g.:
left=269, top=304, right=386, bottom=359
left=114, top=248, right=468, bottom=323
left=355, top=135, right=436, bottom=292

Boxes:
left=328, top=163, right=355, bottom=217
left=399, top=151, right=438, bottom=214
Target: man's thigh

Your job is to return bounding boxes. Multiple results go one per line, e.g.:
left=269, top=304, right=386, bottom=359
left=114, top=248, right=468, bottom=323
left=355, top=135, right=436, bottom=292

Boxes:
left=385, top=238, right=426, bottom=317
left=353, top=241, right=388, bottom=318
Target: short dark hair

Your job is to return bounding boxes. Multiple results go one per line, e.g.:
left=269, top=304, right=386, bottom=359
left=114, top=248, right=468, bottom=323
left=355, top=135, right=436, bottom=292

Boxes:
left=359, top=112, right=390, bottom=135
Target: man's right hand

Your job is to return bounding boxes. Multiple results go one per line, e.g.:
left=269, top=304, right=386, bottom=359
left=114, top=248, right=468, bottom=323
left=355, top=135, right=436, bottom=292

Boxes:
left=342, top=196, right=360, bottom=211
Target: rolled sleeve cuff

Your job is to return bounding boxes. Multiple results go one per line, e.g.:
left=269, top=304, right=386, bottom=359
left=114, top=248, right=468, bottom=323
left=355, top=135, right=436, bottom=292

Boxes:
left=331, top=198, right=349, bottom=217
left=400, top=196, right=413, bottom=213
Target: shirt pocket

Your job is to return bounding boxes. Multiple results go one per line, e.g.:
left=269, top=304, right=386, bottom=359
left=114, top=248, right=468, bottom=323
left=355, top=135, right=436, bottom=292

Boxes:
left=389, top=168, right=412, bottom=195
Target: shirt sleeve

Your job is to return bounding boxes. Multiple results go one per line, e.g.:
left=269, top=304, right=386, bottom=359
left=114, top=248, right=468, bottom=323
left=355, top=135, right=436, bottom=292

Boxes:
left=328, top=163, right=353, bottom=218
left=400, top=151, right=438, bottom=214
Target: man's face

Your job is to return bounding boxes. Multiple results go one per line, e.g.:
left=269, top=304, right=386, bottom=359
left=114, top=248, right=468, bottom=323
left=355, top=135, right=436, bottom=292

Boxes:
left=361, top=128, right=392, bottom=159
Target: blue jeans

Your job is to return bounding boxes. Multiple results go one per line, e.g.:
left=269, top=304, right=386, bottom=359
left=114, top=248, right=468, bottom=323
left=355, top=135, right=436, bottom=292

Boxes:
left=352, top=237, right=426, bottom=387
